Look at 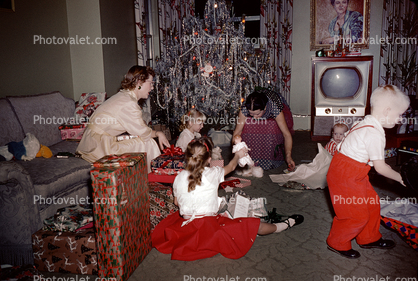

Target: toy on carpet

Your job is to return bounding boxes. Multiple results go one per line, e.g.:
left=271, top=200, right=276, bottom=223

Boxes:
left=211, top=146, right=223, bottom=160
left=0, top=133, right=52, bottom=161
left=236, top=165, right=264, bottom=178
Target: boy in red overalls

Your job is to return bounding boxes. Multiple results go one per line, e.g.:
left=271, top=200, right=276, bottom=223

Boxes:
left=326, top=85, right=410, bottom=259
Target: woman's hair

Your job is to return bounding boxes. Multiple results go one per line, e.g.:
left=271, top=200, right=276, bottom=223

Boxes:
left=331, top=0, right=349, bottom=5
left=179, top=109, right=206, bottom=131
left=120, top=65, right=155, bottom=90
left=185, top=137, right=213, bottom=192
left=244, top=91, right=269, bottom=111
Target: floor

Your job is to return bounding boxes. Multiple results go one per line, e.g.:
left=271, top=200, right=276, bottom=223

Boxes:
left=42, top=131, right=418, bottom=281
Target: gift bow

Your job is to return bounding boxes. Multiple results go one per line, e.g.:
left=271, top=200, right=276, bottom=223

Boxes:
left=162, top=145, right=184, bottom=156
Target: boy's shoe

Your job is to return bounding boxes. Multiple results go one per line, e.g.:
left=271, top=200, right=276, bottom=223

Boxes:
left=358, top=238, right=395, bottom=249
left=327, top=246, right=360, bottom=259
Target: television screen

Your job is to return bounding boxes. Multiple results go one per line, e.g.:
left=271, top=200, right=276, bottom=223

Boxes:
left=320, top=67, right=361, bottom=99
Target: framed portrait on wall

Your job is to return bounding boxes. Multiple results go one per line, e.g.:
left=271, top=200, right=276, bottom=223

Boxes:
left=310, top=0, right=370, bottom=51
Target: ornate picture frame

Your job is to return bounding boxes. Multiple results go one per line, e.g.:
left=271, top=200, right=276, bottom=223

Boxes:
left=0, top=0, right=15, bottom=12
left=310, top=0, right=370, bottom=51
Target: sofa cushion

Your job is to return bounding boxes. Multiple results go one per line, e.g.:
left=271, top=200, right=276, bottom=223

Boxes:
left=0, top=98, right=25, bottom=146
left=7, top=92, right=75, bottom=147
left=18, top=141, right=92, bottom=211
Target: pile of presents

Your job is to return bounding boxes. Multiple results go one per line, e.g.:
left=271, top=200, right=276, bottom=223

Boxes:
left=31, top=153, right=151, bottom=281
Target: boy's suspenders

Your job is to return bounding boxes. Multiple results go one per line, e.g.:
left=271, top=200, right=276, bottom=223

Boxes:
left=338, top=123, right=375, bottom=163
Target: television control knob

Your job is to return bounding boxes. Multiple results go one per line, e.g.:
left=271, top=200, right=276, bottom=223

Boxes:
left=350, top=108, right=357, bottom=114
left=325, top=108, right=331, bottom=114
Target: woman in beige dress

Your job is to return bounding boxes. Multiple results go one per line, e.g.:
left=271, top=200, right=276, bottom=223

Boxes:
left=77, top=66, right=170, bottom=171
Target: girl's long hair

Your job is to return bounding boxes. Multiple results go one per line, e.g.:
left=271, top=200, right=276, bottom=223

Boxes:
left=185, top=137, right=213, bottom=192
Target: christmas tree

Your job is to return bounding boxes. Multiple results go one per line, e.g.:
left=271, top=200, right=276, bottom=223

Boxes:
left=154, top=0, right=270, bottom=129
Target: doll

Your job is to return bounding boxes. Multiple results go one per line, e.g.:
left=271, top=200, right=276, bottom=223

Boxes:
left=232, top=135, right=254, bottom=167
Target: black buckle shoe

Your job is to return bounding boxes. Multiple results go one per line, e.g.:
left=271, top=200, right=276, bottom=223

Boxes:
left=359, top=238, right=395, bottom=249
left=327, top=246, right=360, bottom=259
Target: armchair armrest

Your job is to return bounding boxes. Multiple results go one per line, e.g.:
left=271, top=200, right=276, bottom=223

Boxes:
left=0, top=161, right=42, bottom=265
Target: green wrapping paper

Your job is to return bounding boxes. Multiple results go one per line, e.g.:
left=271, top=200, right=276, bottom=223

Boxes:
left=91, top=153, right=151, bottom=281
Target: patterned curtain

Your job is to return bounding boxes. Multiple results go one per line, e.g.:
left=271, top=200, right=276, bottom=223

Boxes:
left=379, top=0, right=418, bottom=96
left=134, top=0, right=148, bottom=66
left=134, top=0, right=195, bottom=66
left=260, top=0, right=293, bottom=102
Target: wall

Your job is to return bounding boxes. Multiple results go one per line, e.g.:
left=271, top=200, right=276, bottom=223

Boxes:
left=0, top=0, right=74, bottom=98
left=99, top=0, right=138, bottom=95
left=290, top=0, right=384, bottom=130
left=0, top=0, right=137, bottom=100
left=66, top=0, right=105, bottom=101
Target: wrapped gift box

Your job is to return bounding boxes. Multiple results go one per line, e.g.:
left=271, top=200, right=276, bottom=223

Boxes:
left=92, top=153, right=143, bottom=168
left=32, top=228, right=98, bottom=275
left=116, top=134, right=139, bottom=142
left=91, top=153, right=151, bottom=281
left=151, top=168, right=183, bottom=175
left=225, top=177, right=251, bottom=188
left=382, top=216, right=418, bottom=250
left=149, top=182, right=178, bottom=231
left=150, top=145, right=185, bottom=171
left=148, top=172, right=177, bottom=183
left=59, top=123, right=87, bottom=140
left=210, top=160, right=224, bottom=167
left=43, top=204, right=93, bottom=232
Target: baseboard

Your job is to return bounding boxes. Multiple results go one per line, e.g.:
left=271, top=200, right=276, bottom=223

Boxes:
left=292, top=115, right=311, bottom=130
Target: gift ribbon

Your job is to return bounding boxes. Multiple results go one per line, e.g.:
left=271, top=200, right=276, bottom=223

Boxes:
left=162, top=145, right=183, bottom=157
left=159, top=145, right=184, bottom=169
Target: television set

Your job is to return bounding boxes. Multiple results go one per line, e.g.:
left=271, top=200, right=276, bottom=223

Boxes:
left=311, top=56, right=373, bottom=140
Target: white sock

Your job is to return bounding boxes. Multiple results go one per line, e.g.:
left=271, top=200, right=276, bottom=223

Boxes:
left=274, top=218, right=295, bottom=233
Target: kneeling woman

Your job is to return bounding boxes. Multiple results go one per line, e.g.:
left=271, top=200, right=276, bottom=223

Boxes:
left=76, top=66, right=170, bottom=171
left=152, top=137, right=304, bottom=261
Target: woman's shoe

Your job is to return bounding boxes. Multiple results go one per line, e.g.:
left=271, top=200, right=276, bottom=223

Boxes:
left=281, top=214, right=304, bottom=230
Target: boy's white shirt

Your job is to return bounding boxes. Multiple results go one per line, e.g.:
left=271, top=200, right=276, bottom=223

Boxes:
left=176, top=128, right=201, bottom=152
left=338, top=115, right=385, bottom=166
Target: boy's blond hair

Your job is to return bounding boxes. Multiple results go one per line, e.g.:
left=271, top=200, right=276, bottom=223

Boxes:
left=179, top=109, right=206, bottom=131
left=370, top=85, right=410, bottom=113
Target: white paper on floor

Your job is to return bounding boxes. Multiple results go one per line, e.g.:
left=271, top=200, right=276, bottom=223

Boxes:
left=381, top=201, right=418, bottom=227
left=269, top=143, right=332, bottom=189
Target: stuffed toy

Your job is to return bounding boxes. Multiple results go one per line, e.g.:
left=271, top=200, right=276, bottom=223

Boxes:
left=36, top=144, right=53, bottom=158
left=0, top=133, right=52, bottom=161
left=211, top=146, right=223, bottom=160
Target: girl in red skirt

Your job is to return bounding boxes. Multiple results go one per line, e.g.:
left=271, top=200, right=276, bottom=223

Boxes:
left=152, top=137, right=304, bottom=261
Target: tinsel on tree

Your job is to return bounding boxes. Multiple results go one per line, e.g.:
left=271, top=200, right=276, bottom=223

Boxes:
left=154, top=0, right=271, bottom=128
